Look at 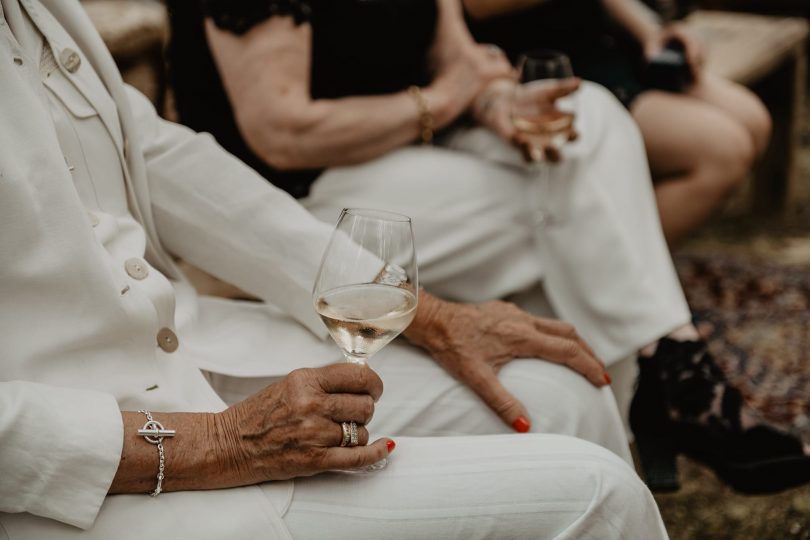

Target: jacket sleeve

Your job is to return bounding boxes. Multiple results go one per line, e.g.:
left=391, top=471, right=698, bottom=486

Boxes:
left=0, top=381, right=123, bottom=529
left=124, top=85, right=331, bottom=338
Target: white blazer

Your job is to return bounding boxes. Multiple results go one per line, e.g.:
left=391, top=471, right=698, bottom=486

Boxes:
left=0, top=0, right=344, bottom=537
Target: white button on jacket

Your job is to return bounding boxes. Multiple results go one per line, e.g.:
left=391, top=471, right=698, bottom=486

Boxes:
left=0, top=0, right=344, bottom=537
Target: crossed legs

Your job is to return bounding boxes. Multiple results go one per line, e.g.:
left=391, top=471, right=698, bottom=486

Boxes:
left=305, top=82, right=691, bottom=364
left=205, top=341, right=667, bottom=539
left=632, top=73, right=771, bottom=244
left=284, top=434, right=666, bottom=539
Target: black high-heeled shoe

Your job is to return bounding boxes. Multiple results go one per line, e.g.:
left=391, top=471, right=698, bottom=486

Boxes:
left=630, top=338, right=810, bottom=494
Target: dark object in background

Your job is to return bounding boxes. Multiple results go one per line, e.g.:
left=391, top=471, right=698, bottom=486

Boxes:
left=644, top=39, right=694, bottom=92
left=640, top=0, right=698, bottom=21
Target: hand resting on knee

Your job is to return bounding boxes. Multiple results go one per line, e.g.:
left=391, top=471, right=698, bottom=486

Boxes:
left=404, top=291, right=611, bottom=433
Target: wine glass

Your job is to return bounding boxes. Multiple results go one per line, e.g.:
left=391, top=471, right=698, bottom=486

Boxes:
left=511, top=49, right=578, bottom=225
left=512, top=49, right=577, bottom=158
left=313, top=208, right=418, bottom=471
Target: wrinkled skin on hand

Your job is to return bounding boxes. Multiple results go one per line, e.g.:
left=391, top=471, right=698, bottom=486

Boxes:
left=216, top=363, right=391, bottom=483
left=429, top=40, right=517, bottom=123
left=472, top=78, right=581, bottom=163
left=405, top=291, right=609, bottom=431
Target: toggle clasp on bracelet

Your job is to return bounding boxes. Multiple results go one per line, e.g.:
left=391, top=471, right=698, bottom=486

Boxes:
left=137, top=421, right=176, bottom=444
left=138, top=410, right=174, bottom=496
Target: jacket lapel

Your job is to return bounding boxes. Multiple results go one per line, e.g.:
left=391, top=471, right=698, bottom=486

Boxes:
left=30, top=0, right=179, bottom=278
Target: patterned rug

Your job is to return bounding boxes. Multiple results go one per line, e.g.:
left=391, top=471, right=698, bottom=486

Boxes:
left=675, top=255, right=810, bottom=445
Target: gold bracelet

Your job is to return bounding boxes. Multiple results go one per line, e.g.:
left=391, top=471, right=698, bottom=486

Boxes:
left=407, top=86, right=434, bottom=145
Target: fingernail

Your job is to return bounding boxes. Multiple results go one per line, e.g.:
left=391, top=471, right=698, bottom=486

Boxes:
left=512, top=416, right=531, bottom=433
left=603, top=372, right=612, bottom=385
left=386, top=439, right=396, bottom=453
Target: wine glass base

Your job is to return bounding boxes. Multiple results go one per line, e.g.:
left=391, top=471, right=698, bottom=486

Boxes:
left=344, top=353, right=368, bottom=365
left=332, top=457, right=388, bottom=474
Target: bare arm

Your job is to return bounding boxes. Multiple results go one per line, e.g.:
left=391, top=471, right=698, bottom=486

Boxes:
left=463, top=1, right=702, bottom=73
left=205, top=4, right=512, bottom=171
left=601, top=0, right=704, bottom=72
left=463, top=0, right=551, bottom=20
left=110, top=412, right=220, bottom=493
left=463, top=0, right=658, bottom=44
left=600, top=0, right=661, bottom=46
left=112, top=364, right=390, bottom=494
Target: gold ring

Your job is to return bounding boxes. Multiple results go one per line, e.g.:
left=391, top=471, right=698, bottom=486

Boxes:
left=340, top=422, right=351, bottom=447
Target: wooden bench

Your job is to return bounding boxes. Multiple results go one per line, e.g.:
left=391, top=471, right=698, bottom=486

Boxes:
left=82, top=0, right=169, bottom=115
left=700, top=0, right=810, bottom=19
left=684, top=10, right=809, bottom=214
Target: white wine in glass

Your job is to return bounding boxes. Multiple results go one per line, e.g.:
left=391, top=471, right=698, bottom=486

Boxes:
left=316, top=283, right=417, bottom=364
left=512, top=50, right=577, bottom=153
left=313, top=208, right=418, bottom=471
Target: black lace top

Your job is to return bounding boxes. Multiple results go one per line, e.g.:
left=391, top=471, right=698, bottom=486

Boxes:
left=167, top=0, right=437, bottom=198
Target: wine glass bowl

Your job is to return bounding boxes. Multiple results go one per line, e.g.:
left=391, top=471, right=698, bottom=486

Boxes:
left=512, top=50, right=578, bottom=153
left=313, top=208, right=418, bottom=367
left=315, top=281, right=417, bottom=364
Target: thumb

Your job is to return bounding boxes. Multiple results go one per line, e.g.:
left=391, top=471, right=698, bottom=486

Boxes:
left=465, top=367, right=532, bottom=433
left=543, top=77, right=581, bottom=102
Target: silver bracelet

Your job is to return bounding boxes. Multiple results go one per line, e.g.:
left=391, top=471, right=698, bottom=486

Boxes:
left=137, top=410, right=175, bottom=497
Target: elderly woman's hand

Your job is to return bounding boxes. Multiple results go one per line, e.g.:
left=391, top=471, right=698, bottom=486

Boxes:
left=472, top=78, right=580, bottom=163
left=405, top=291, right=609, bottom=432
left=215, top=363, right=392, bottom=482
left=426, top=42, right=516, bottom=129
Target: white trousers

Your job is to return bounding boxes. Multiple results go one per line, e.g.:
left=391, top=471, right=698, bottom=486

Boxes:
left=284, top=435, right=666, bottom=539
left=303, top=83, right=691, bottom=365
left=207, top=340, right=668, bottom=539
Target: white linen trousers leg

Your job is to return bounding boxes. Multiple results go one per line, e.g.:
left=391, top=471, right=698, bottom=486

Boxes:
left=302, top=82, right=691, bottom=365
left=205, top=341, right=668, bottom=539
left=283, top=435, right=668, bottom=539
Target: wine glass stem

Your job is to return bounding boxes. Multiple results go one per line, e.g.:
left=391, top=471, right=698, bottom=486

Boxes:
left=344, top=352, right=368, bottom=365
left=338, top=351, right=386, bottom=473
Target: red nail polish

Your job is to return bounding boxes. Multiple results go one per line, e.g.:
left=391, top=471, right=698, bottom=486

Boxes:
left=386, top=439, right=396, bottom=453
left=512, top=416, right=530, bottom=433
left=603, top=372, right=612, bottom=385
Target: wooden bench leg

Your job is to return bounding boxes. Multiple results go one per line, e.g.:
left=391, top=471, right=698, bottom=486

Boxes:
left=752, top=45, right=806, bottom=215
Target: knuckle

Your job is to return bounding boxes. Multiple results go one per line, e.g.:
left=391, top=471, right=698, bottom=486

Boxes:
left=325, top=398, right=340, bottom=418
left=560, top=323, right=578, bottom=340
left=294, top=393, right=318, bottom=414
left=563, top=341, right=581, bottom=362
left=298, top=418, right=320, bottom=440
left=354, top=367, right=369, bottom=389
left=345, top=450, right=368, bottom=469
left=493, top=396, right=518, bottom=416
left=362, top=397, right=375, bottom=421
left=287, top=368, right=311, bottom=386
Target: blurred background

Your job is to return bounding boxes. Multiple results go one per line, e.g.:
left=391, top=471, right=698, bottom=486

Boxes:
left=79, top=0, right=810, bottom=537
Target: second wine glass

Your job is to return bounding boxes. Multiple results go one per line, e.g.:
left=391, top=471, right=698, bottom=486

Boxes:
left=511, top=49, right=578, bottom=226
left=512, top=49, right=577, bottom=154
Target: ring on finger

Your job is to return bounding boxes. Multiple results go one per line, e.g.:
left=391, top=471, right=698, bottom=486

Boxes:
left=339, top=421, right=360, bottom=447
left=339, top=421, right=351, bottom=447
